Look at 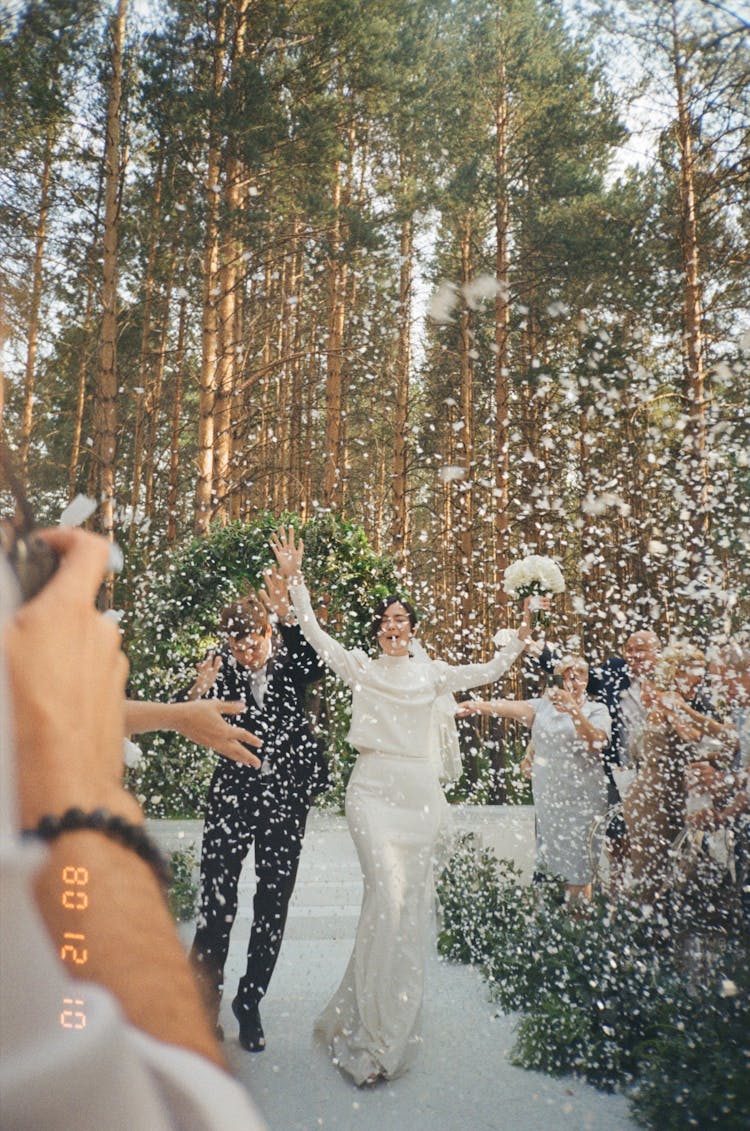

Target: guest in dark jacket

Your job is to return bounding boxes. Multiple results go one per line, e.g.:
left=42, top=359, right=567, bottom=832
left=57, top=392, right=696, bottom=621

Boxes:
left=181, top=570, right=327, bottom=1053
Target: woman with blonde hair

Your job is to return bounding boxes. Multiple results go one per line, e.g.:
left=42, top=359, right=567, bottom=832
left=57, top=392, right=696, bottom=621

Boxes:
left=623, top=643, right=710, bottom=896
left=458, top=655, right=611, bottom=901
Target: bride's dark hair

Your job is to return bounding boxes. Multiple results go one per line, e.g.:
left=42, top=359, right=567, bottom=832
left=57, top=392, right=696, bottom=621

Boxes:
left=368, top=595, right=418, bottom=640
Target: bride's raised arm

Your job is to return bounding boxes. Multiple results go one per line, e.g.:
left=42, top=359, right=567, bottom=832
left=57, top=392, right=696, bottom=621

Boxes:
left=270, top=526, right=362, bottom=687
left=434, top=595, right=533, bottom=695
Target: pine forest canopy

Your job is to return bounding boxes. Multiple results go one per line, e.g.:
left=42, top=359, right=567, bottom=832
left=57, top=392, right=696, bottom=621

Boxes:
left=1, top=0, right=748, bottom=664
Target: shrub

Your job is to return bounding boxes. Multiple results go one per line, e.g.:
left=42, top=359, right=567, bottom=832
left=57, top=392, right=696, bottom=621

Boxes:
left=437, top=834, right=750, bottom=1125
left=167, top=845, right=199, bottom=921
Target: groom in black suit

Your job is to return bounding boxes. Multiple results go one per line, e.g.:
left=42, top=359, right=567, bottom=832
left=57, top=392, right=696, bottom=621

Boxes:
left=182, top=572, right=327, bottom=1052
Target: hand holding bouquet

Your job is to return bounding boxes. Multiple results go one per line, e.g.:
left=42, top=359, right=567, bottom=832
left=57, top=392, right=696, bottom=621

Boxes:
left=503, top=555, right=565, bottom=627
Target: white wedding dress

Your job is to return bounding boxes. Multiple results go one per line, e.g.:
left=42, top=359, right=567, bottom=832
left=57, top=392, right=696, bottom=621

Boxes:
left=289, top=582, right=525, bottom=1084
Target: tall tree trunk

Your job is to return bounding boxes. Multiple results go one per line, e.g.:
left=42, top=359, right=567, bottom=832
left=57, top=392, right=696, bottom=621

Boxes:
left=392, top=206, right=413, bottom=566
left=68, top=156, right=104, bottom=501
left=322, top=161, right=346, bottom=509
left=143, top=267, right=175, bottom=525
left=167, top=292, right=188, bottom=545
left=129, top=147, right=165, bottom=550
left=213, top=0, right=250, bottom=522
left=456, top=216, right=475, bottom=650
left=493, top=47, right=512, bottom=603
left=672, top=4, right=709, bottom=567
left=194, top=1, right=227, bottom=534
left=288, top=219, right=305, bottom=512
left=19, top=128, right=54, bottom=485
left=92, top=0, right=128, bottom=606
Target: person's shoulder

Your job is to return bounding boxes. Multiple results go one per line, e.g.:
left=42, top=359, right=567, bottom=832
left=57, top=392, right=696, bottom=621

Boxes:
left=586, top=696, right=611, bottom=717
left=590, top=655, right=627, bottom=681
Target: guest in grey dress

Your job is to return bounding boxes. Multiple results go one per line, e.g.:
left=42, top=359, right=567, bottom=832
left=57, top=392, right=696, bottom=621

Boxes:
left=457, top=655, right=611, bottom=901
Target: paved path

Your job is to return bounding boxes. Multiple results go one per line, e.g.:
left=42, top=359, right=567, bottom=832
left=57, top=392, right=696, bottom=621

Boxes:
left=149, top=808, right=637, bottom=1131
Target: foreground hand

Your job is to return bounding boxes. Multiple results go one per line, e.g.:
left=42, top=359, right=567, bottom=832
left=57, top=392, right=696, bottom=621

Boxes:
left=270, top=525, right=304, bottom=579
left=4, top=528, right=139, bottom=827
left=173, top=700, right=262, bottom=767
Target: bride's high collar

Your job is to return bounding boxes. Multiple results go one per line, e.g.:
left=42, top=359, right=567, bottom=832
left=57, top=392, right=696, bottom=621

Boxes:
left=375, top=650, right=412, bottom=665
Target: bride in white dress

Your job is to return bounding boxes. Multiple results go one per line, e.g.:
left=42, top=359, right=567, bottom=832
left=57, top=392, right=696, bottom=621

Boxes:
left=271, top=527, right=531, bottom=1086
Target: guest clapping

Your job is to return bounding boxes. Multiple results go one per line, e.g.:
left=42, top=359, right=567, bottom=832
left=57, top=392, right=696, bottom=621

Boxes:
left=622, top=643, right=715, bottom=897
left=458, top=655, right=611, bottom=902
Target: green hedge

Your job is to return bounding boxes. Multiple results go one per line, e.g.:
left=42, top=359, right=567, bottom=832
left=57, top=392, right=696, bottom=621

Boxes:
left=437, top=834, right=750, bottom=1128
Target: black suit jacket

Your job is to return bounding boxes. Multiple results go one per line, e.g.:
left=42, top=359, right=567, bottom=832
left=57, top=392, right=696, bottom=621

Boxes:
left=181, top=623, right=328, bottom=805
left=586, top=657, right=631, bottom=769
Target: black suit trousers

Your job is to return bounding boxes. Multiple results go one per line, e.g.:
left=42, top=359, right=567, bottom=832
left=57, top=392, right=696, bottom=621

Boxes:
left=190, top=767, right=309, bottom=1017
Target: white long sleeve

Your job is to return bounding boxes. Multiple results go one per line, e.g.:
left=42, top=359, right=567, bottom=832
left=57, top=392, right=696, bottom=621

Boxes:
left=288, top=581, right=367, bottom=686
left=432, top=634, right=526, bottom=695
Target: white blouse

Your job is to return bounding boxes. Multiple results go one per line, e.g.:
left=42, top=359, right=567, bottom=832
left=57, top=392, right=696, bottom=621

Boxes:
left=289, top=582, right=526, bottom=776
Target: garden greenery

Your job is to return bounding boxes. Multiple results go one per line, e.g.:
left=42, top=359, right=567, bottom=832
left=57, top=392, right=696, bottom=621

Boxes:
left=436, top=834, right=749, bottom=1130
left=125, top=513, right=402, bottom=815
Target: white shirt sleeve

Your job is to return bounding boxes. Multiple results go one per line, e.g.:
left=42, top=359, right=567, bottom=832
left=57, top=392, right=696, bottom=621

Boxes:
left=432, top=632, right=526, bottom=695
left=288, top=581, right=367, bottom=686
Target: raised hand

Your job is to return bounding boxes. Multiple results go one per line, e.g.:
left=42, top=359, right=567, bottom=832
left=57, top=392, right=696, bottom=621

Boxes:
left=259, top=565, right=291, bottom=619
left=547, top=686, right=577, bottom=715
left=519, top=593, right=548, bottom=642
left=4, top=527, right=139, bottom=827
left=188, top=651, right=222, bottom=699
left=270, top=525, right=304, bottom=580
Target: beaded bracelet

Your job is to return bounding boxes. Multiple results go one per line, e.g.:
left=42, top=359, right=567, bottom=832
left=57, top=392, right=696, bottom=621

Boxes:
left=22, top=807, right=173, bottom=890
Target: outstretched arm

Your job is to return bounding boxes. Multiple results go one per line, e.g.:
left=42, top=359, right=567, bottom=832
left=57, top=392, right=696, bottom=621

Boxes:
left=124, top=699, right=262, bottom=767
left=270, top=526, right=359, bottom=685
left=456, top=698, right=536, bottom=727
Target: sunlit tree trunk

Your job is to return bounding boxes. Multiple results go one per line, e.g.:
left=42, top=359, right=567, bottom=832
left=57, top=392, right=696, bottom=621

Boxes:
left=92, top=0, right=128, bottom=605
left=129, top=147, right=164, bottom=548
left=288, top=219, right=305, bottom=513
left=167, top=292, right=188, bottom=545
left=322, top=157, right=347, bottom=509
left=68, top=158, right=104, bottom=502
left=456, top=216, right=475, bottom=650
left=671, top=4, right=709, bottom=565
left=143, top=268, right=174, bottom=525
left=392, top=206, right=413, bottom=567
left=213, top=0, right=250, bottom=523
left=194, top=0, right=226, bottom=534
left=493, top=47, right=511, bottom=602
left=19, top=128, right=53, bottom=485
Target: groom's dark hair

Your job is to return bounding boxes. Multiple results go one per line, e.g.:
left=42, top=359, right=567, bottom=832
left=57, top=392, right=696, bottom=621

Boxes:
left=369, top=594, right=418, bottom=640
left=219, top=594, right=269, bottom=639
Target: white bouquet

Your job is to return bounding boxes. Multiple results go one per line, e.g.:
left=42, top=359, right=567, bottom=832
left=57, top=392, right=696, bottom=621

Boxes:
left=503, top=555, right=565, bottom=626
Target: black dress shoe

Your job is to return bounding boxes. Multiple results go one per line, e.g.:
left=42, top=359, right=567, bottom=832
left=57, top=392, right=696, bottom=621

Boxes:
left=231, top=999, right=265, bottom=1052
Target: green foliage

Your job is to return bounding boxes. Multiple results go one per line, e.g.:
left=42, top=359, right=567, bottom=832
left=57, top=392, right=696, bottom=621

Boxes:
left=125, top=513, right=401, bottom=816
left=166, top=843, right=199, bottom=922
left=631, top=964, right=750, bottom=1131
left=437, top=833, right=750, bottom=1125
